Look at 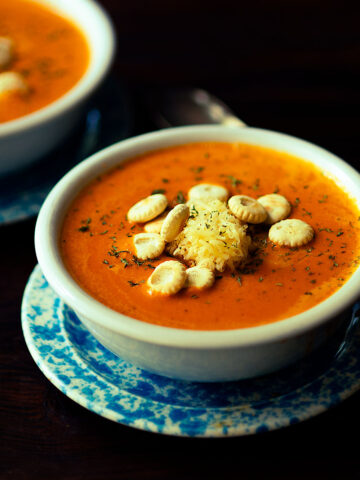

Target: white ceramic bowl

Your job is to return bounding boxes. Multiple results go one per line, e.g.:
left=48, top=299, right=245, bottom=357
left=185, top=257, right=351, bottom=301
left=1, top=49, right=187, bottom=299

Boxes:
left=35, top=125, right=360, bottom=382
left=0, top=0, right=115, bottom=176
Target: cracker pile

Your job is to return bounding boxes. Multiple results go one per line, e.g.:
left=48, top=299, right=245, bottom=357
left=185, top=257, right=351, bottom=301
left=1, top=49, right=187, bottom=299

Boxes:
left=126, top=183, right=314, bottom=295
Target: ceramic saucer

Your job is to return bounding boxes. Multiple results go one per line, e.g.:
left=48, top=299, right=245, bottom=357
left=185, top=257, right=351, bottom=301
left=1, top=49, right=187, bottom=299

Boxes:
left=22, top=265, right=360, bottom=437
left=0, top=77, right=131, bottom=225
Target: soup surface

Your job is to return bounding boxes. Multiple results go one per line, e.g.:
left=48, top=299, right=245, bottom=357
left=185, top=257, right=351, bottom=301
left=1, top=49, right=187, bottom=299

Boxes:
left=61, top=143, right=360, bottom=330
left=0, top=0, right=89, bottom=123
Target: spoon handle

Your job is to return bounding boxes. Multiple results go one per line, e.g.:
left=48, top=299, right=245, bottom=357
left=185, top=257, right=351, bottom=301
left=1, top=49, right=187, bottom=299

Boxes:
left=148, top=88, right=247, bottom=128
left=190, top=89, right=247, bottom=127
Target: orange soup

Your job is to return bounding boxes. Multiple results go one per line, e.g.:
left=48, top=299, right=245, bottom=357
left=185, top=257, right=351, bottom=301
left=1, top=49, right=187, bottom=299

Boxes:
left=0, top=0, right=89, bottom=123
left=61, top=143, right=360, bottom=330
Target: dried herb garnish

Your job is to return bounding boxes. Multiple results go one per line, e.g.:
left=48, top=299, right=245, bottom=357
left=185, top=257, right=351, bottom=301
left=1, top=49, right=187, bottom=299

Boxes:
left=252, top=178, right=260, bottom=190
left=176, top=191, right=186, bottom=204
left=190, top=166, right=204, bottom=174
left=108, top=247, right=130, bottom=258
left=189, top=205, right=199, bottom=219
left=120, top=258, right=130, bottom=268
left=151, top=188, right=166, bottom=195
left=133, top=256, right=145, bottom=266
left=227, top=175, right=242, bottom=187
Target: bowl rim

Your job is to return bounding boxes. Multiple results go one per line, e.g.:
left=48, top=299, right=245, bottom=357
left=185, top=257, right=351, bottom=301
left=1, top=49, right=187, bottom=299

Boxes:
left=0, top=0, right=115, bottom=137
left=35, top=125, right=360, bottom=349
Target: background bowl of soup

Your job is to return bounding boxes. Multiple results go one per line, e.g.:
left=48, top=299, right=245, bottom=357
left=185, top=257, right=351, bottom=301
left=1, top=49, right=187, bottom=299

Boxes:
left=34, top=125, right=360, bottom=382
left=0, top=0, right=115, bottom=176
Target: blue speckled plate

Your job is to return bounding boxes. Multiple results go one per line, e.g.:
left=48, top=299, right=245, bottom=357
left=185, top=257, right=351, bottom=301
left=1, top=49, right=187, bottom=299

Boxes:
left=0, top=78, right=131, bottom=225
left=22, top=265, right=360, bottom=437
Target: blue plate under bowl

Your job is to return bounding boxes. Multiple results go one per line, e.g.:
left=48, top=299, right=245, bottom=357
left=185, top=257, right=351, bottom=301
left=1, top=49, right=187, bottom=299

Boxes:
left=22, top=265, right=360, bottom=437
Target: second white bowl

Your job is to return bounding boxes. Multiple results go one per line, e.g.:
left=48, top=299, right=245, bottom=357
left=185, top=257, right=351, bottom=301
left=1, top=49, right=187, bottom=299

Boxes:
left=0, top=0, right=115, bottom=176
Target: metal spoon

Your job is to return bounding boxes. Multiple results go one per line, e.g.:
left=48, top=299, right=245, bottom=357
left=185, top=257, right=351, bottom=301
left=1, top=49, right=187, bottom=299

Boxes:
left=148, top=87, right=246, bottom=128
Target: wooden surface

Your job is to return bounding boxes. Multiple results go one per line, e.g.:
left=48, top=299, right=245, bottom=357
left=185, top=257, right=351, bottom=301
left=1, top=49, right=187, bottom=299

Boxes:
left=1, top=1, right=360, bottom=478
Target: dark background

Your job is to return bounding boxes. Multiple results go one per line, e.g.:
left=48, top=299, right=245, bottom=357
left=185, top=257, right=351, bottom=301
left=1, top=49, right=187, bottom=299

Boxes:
left=1, top=1, right=360, bottom=478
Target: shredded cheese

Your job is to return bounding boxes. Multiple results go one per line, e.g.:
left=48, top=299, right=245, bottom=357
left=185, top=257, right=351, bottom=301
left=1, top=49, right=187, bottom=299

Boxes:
left=167, top=199, right=251, bottom=272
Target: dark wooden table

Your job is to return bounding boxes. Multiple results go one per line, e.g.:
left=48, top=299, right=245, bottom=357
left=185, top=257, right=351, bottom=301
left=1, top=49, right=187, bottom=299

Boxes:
left=2, top=1, right=360, bottom=478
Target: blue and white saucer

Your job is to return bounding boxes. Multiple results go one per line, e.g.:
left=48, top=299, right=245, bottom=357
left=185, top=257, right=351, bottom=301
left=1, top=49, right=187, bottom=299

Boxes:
left=0, top=78, right=131, bottom=225
left=22, top=265, right=360, bottom=437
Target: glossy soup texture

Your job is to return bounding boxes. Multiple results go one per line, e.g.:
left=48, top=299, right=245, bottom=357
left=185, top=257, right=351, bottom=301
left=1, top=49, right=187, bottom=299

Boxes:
left=61, top=143, right=360, bottom=330
left=0, top=0, right=89, bottom=123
